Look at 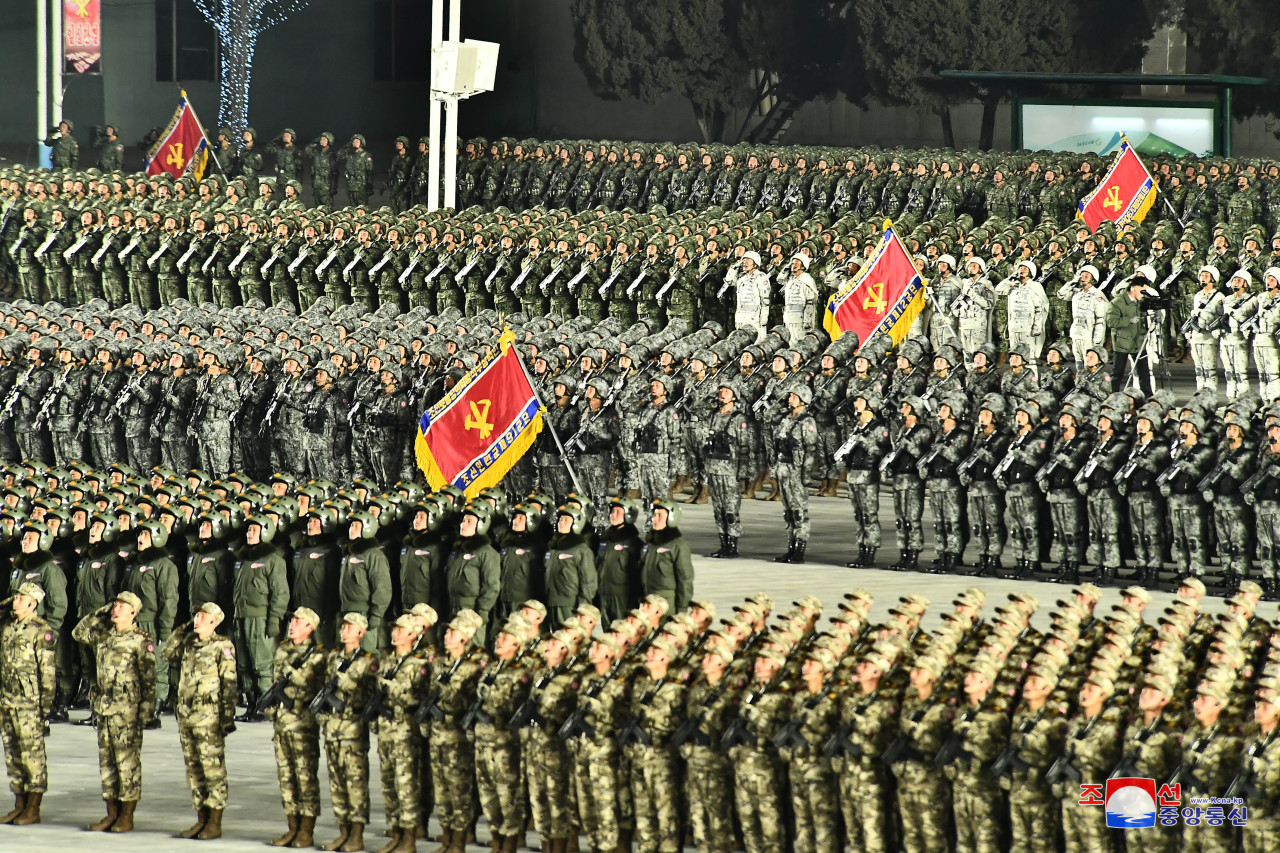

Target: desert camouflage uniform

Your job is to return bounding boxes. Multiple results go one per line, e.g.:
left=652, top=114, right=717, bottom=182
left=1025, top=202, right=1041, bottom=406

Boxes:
left=162, top=622, right=238, bottom=811
left=268, top=637, right=327, bottom=819
left=317, top=647, right=377, bottom=826
left=0, top=608, right=55, bottom=795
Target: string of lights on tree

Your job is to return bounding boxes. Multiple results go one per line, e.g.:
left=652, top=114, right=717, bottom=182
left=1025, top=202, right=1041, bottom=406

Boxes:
left=190, top=0, right=315, bottom=132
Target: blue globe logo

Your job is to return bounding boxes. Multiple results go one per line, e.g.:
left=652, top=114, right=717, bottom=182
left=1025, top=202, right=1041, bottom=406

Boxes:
left=1106, top=786, right=1157, bottom=829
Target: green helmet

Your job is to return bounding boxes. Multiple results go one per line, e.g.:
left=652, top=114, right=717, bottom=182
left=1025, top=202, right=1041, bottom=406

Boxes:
left=556, top=505, right=589, bottom=535
left=462, top=502, right=492, bottom=535
left=650, top=499, right=682, bottom=527
left=137, top=519, right=169, bottom=550
left=246, top=514, right=277, bottom=544
left=609, top=497, right=641, bottom=526
left=349, top=510, right=379, bottom=540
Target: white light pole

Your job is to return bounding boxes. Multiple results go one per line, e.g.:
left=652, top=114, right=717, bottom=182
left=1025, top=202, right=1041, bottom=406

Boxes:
left=443, top=0, right=460, bottom=210
left=37, top=0, right=48, bottom=153
left=427, top=0, right=444, bottom=211
left=51, top=0, right=63, bottom=126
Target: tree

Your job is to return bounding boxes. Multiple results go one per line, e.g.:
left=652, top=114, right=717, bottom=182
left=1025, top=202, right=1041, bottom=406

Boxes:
left=191, top=0, right=316, bottom=132
left=570, top=0, right=755, bottom=142
left=735, top=0, right=859, bottom=139
left=1182, top=0, right=1280, bottom=121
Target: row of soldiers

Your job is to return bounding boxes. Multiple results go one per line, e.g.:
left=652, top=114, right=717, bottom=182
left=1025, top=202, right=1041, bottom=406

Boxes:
left=6, top=495, right=1280, bottom=853
left=11, top=152, right=1280, bottom=385
left=9, top=292, right=1280, bottom=595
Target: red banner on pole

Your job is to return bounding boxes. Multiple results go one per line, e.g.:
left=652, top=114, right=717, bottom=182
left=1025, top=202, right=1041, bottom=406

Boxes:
left=64, top=0, right=102, bottom=75
left=823, top=221, right=926, bottom=351
left=144, top=92, right=211, bottom=181
left=1077, top=139, right=1157, bottom=231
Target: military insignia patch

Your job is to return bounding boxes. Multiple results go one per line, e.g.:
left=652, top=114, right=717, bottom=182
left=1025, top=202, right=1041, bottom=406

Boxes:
left=147, top=644, right=155, bottom=653
left=223, top=647, right=233, bottom=658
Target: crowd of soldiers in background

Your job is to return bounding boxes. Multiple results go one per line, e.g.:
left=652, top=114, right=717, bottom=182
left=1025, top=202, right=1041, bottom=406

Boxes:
left=2, top=449, right=1279, bottom=853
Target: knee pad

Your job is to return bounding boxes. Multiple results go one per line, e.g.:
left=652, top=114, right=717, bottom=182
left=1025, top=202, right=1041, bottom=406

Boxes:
left=724, top=513, right=736, bottom=526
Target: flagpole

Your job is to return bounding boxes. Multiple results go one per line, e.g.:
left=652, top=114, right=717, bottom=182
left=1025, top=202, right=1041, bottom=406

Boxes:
left=180, top=87, right=228, bottom=180
left=512, top=339, right=584, bottom=495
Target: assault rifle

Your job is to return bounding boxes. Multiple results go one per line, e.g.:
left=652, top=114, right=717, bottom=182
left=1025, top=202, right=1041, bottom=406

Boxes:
left=507, top=658, right=572, bottom=730
left=0, top=364, right=36, bottom=424
left=255, top=643, right=318, bottom=715
left=671, top=676, right=736, bottom=749
left=1164, top=731, right=1211, bottom=794
left=616, top=676, right=669, bottom=748
left=32, top=368, right=68, bottom=431
left=1108, top=716, right=1163, bottom=781
left=933, top=695, right=991, bottom=768
left=414, top=650, right=473, bottom=725
left=772, top=674, right=841, bottom=752
left=1046, top=703, right=1111, bottom=786
left=558, top=654, right=628, bottom=741
left=720, top=671, right=785, bottom=749
left=992, top=705, right=1049, bottom=778
left=308, top=651, right=359, bottom=716
left=362, top=651, right=418, bottom=723
left=460, top=646, right=529, bottom=732
left=1225, top=727, right=1277, bottom=799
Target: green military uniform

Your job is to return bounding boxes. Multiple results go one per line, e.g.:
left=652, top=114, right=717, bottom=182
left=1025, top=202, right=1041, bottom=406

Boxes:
left=119, top=537, right=179, bottom=706
left=569, top=651, right=631, bottom=853
left=44, top=126, right=78, bottom=169
left=1178, top=712, right=1243, bottom=853
left=339, top=537, right=392, bottom=653
left=232, top=534, right=288, bottom=701
left=783, top=673, right=840, bottom=853
left=836, top=680, right=900, bottom=853
left=1002, top=698, right=1067, bottom=853
left=161, top=616, right=237, bottom=821
left=680, top=666, right=739, bottom=853
left=524, top=656, right=580, bottom=846
left=1241, top=718, right=1280, bottom=853
left=1117, top=706, right=1183, bottom=853
left=72, top=599, right=156, bottom=815
left=1054, top=704, right=1122, bottom=853
left=889, top=677, right=954, bottom=853
left=944, top=686, right=1009, bottom=853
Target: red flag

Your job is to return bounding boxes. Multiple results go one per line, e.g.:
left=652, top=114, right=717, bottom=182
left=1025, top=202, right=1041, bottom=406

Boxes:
left=1077, top=139, right=1156, bottom=231
left=415, top=330, right=544, bottom=496
left=823, top=222, right=925, bottom=350
left=144, top=91, right=210, bottom=182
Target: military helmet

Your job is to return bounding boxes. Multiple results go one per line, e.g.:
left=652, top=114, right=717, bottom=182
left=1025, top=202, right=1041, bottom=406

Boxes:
left=556, top=504, right=589, bottom=535
left=790, top=385, right=814, bottom=406
left=348, top=510, right=379, bottom=539
left=137, top=519, right=169, bottom=550
left=89, top=511, right=120, bottom=543
left=304, top=506, right=340, bottom=535
left=462, top=502, right=492, bottom=535
left=609, top=497, right=642, bottom=526
left=246, top=514, right=276, bottom=544
left=20, top=521, right=53, bottom=552
left=650, top=498, right=682, bottom=527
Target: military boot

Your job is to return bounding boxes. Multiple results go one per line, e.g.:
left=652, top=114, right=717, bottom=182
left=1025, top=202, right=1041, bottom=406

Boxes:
left=12, top=792, right=40, bottom=825
left=180, top=806, right=210, bottom=838
left=75, top=711, right=98, bottom=727
left=843, top=546, right=867, bottom=568
left=271, top=814, right=300, bottom=846
left=904, top=550, right=920, bottom=571
left=378, top=829, right=405, bottom=853
left=109, top=800, right=137, bottom=833
left=197, top=808, right=223, bottom=840
left=394, top=826, right=420, bottom=852
left=324, top=823, right=352, bottom=851
left=0, top=793, right=26, bottom=824
left=501, top=833, right=520, bottom=853
left=708, top=534, right=729, bottom=558
left=773, top=538, right=796, bottom=563
left=1062, top=561, right=1080, bottom=585
left=48, top=691, right=69, bottom=723
left=763, top=477, right=780, bottom=501
left=236, top=691, right=263, bottom=722
left=290, top=815, right=316, bottom=848
left=88, top=799, right=119, bottom=831
left=791, top=540, right=807, bottom=564
left=340, top=822, right=365, bottom=852
left=724, top=536, right=739, bottom=557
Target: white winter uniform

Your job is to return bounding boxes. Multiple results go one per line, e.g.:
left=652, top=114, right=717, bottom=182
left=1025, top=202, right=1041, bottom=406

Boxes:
left=1061, top=282, right=1109, bottom=366
left=780, top=269, right=818, bottom=344
left=1006, top=279, right=1050, bottom=360
left=734, top=269, right=771, bottom=340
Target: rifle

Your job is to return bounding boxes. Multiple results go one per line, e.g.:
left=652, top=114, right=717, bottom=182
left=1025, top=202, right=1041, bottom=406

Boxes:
left=626, top=263, right=650, bottom=298
left=308, top=650, right=359, bottom=716
left=413, top=650, right=473, bottom=726
left=260, top=378, right=288, bottom=436
left=201, top=239, right=223, bottom=274
left=288, top=244, right=312, bottom=276
left=1241, top=457, right=1277, bottom=499
left=616, top=676, right=669, bottom=748
left=1046, top=704, right=1111, bottom=786
left=361, top=650, right=418, bottom=723
left=506, top=657, right=568, bottom=730
left=0, top=363, right=36, bottom=424
left=33, top=229, right=58, bottom=260
left=146, top=236, right=172, bottom=269
left=1035, top=454, right=1062, bottom=490
left=933, top=696, right=990, bottom=768
left=32, top=368, right=68, bottom=431
left=558, top=653, right=628, bottom=741
left=833, top=421, right=865, bottom=464
left=256, top=643, right=319, bottom=715
left=113, top=372, right=145, bottom=419
left=1108, top=715, right=1164, bottom=781
left=672, top=674, right=735, bottom=749
left=260, top=242, right=287, bottom=276
left=228, top=237, right=255, bottom=274
left=878, top=440, right=902, bottom=475
left=1074, top=437, right=1113, bottom=486
left=1196, top=455, right=1231, bottom=495
left=1224, top=727, right=1277, bottom=799
left=720, top=671, right=784, bottom=750
left=91, top=233, right=115, bottom=268
left=752, top=378, right=780, bottom=416
left=1164, top=730, right=1212, bottom=793
left=460, top=646, right=530, bottom=732
left=772, top=674, right=841, bottom=752
left=341, top=247, right=366, bottom=282
left=992, top=705, right=1049, bottom=778
left=63, top=231, right=91, bottom=262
